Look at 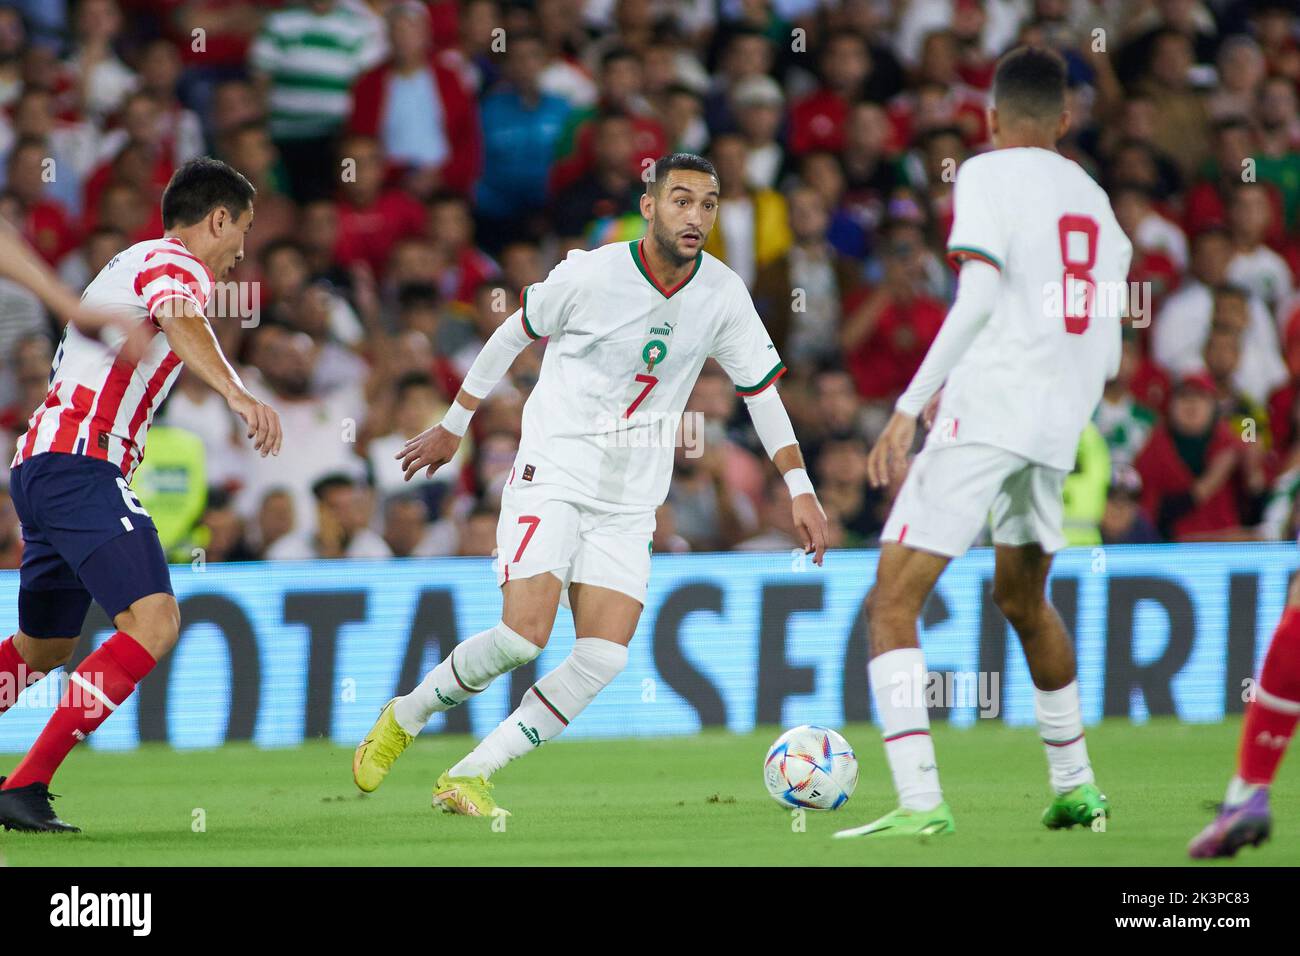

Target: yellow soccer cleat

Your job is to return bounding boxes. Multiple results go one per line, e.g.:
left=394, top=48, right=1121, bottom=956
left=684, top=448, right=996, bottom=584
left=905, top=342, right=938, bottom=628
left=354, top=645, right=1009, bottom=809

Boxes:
left=432, top=771, right=510, bottom=818
left=352, top=698, right=415, bottom=793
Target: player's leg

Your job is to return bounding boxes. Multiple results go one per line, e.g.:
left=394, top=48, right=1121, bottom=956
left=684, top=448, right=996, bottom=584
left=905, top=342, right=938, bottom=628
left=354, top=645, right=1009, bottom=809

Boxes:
left=990, top=462, right=1107, bottom=828
left=353, top=573, right=558, bottom=793
left=0, top=469, right=87, bottom=716
left=3, top=551, right=177, bottom=791
left=389, top=574, right=557, bottom=738
left=1189, top=572, right=1300, bottom=858
left=354, top=488, right=576, bottom=793
left=992, top=542, right=1106, bottom=827
left=0, top=527, right=177, bottom=832
left=444, top=582, right=636, bottom=784
left=833, top=542, right=954, bottom=838
left=432, top=508, right=648, bottom=816
left=836, top=443, right=1018, bottom=839
left=2, top=596, right=84, bottom=719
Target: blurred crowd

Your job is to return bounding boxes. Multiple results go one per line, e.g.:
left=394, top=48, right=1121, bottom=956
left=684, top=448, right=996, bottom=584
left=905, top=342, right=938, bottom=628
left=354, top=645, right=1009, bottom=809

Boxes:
left=3, top=0, right=1300, bottom=568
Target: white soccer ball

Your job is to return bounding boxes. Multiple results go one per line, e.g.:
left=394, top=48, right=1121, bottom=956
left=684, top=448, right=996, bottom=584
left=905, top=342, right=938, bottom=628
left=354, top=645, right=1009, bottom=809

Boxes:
left=763, top=725, right=858, bottom=810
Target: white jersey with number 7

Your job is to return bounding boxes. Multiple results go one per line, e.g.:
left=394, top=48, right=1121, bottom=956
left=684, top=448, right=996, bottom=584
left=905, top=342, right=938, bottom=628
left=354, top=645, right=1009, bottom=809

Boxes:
left=939, top=147, right=1133, bottom=472
left=514, top=238, right=784, bottom=509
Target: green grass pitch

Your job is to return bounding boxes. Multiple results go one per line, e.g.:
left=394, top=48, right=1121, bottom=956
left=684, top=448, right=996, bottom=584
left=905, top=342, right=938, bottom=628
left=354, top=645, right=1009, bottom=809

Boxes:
left=1, top=717, right=1295, bottom=866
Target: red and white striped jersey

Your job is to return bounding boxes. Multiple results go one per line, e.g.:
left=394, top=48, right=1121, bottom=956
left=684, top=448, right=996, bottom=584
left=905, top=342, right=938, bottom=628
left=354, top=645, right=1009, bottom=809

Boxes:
left=12, top=236, right=215, bottom=481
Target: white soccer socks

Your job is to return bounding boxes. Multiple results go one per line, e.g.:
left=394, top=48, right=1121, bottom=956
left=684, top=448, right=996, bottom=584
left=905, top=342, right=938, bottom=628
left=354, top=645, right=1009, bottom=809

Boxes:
left=449, top=637, right=628, bottom=779
left=392, top=623, right=542, bottom=735
left=1035, top=680, right=1095, bottom=794
left=869, top=647, right=944, bottom=811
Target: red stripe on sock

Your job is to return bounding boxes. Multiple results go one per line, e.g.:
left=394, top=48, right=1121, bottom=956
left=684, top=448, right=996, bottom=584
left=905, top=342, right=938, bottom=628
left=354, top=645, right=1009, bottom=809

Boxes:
left=1043, top=733, right=1085, bottom=748
left=883, top=729, right=929, bottom=743
left=531, top=686, right=568, bottom=726
left=449, top=650, right=475, bottom=693
left=3, top=632, right=155, bottom=789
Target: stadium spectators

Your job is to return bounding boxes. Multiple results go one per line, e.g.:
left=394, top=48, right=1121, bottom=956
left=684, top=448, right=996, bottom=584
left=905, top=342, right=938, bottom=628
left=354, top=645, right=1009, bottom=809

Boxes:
left=347, top=0, right=481, bottom=199
left=8, top=0, right=1300, bottom=559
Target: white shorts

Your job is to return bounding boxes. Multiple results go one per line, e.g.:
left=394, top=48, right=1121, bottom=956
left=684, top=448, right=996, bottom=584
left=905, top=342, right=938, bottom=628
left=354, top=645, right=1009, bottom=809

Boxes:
left=494, top=481, right=655, bottom=606
left=880, top=441, right=1067, bottom=558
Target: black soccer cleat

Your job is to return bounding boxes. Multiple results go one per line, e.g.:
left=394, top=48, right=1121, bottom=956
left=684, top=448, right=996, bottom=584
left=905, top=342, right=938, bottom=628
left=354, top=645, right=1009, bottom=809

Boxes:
left=0, top=776, right=81, bottom=833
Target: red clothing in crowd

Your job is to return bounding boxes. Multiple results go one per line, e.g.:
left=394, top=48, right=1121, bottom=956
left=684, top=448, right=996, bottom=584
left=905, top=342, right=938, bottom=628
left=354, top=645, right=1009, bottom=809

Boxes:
left=21, top=200, right=78, bottom=265
left=1184, top=177, right=1287, bottom=244
left=1135, top=421, right=1242, bottom=539
left=1129, top=247, right=1181, bottom=315
left=844, top=290, right=946, bottom=400
left=790, top=89, right=851, bottom=155
left=444, top=246, right=498, bottom=304
left=153, top=0, right=276, bottom=67
left=333, top=190, right=427, bottom=277
left=1130, top=357, right=1173, bottom=416
left=348, top=56, right=482, bottom=196
left=547, top=112, right=666, bottom=195
left=885, top=88, right=988, bottom=151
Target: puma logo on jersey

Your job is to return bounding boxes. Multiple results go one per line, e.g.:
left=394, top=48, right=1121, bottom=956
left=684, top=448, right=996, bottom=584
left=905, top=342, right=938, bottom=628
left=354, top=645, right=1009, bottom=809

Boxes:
left=650, top=324, right=674, bottom=337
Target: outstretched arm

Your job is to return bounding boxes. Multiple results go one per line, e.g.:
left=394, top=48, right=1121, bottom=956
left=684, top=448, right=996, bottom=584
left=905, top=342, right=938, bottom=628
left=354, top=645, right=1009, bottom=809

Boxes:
left=397, top=309, right=534, bottom=480
left=867, top=258, right=1000, bottom=488
left=154, top=297, right=282, bottom=457
left=745, top=385, right=828, bottom=565
left=0, top=219, right=125, bottom=336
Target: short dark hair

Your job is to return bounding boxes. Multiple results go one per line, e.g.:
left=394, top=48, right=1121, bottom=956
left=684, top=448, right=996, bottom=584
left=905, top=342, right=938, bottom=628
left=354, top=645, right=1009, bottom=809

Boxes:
left=312, top=472, right=357, bottom=501
left=385, top=491, right=429, bottom=519
left=259, top=236, right=306, bottom=268
left=397, top=281, right=440, bottom=311
left=1213, top=115, right=1252, bottom=138
left=395, top=371, right=436, bottom=400
left=992, top=46, right=1067, bottom=122
left=601, top=46, right=638, bottom=70
left=161, top=157, right=255, bottom=229
left=647, top=152, right=718, bottom=195
left=1211, top=283, right=1250, bottom=305
left=1192, top=223, right=1231, bottom=244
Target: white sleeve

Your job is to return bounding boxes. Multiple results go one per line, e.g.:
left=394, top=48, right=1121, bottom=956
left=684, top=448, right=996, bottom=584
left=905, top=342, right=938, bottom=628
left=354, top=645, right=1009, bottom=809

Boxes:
left=518, top=251, right=584, bottom=340
left=711, top=279, right=785, bottom=397
left=744, top=385, right=798, bottom=459
left=460, top=310, right=535, bottom=399
left=895, top=260, right=1001, bottom=417
left=945, top=158, right=1010, bottom=272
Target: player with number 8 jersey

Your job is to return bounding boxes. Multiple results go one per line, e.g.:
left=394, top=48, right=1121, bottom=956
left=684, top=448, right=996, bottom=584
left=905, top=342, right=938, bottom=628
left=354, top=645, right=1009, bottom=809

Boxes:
left=353, top=154, right=830, bottom=816
left=836, top=47, right=1133, bottom=842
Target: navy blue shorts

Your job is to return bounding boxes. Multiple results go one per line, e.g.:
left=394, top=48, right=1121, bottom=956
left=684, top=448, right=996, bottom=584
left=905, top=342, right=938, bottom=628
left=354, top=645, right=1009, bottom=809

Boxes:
left=9, top=453, right=173, bottom=638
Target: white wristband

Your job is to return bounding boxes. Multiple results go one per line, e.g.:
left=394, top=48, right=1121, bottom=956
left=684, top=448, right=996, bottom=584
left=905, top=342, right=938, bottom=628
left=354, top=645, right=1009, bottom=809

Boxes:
left=439, top=400, right=473, bottom=437
left=783, top=467, right=815, bottom=499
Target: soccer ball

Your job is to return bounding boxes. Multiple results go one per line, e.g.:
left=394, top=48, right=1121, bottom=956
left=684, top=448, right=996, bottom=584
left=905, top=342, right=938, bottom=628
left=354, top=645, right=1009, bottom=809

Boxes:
left=763, top=725, right=858, bottom=810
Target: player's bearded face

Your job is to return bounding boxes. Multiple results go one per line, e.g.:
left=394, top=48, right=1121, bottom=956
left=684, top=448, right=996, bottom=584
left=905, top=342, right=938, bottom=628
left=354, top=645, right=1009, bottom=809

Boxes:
left=649, top=172, right=718, bottom=266
left=650, top=214, right=697, bottom=267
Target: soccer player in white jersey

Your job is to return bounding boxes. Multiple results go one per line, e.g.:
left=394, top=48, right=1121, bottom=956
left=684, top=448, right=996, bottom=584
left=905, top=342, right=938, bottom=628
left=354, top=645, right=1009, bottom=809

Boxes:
left=833, top=48, right=1133, bottom=839
left=0, top=158, right=282, bottom=832
left=353, top=153, right=829, bottom=816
